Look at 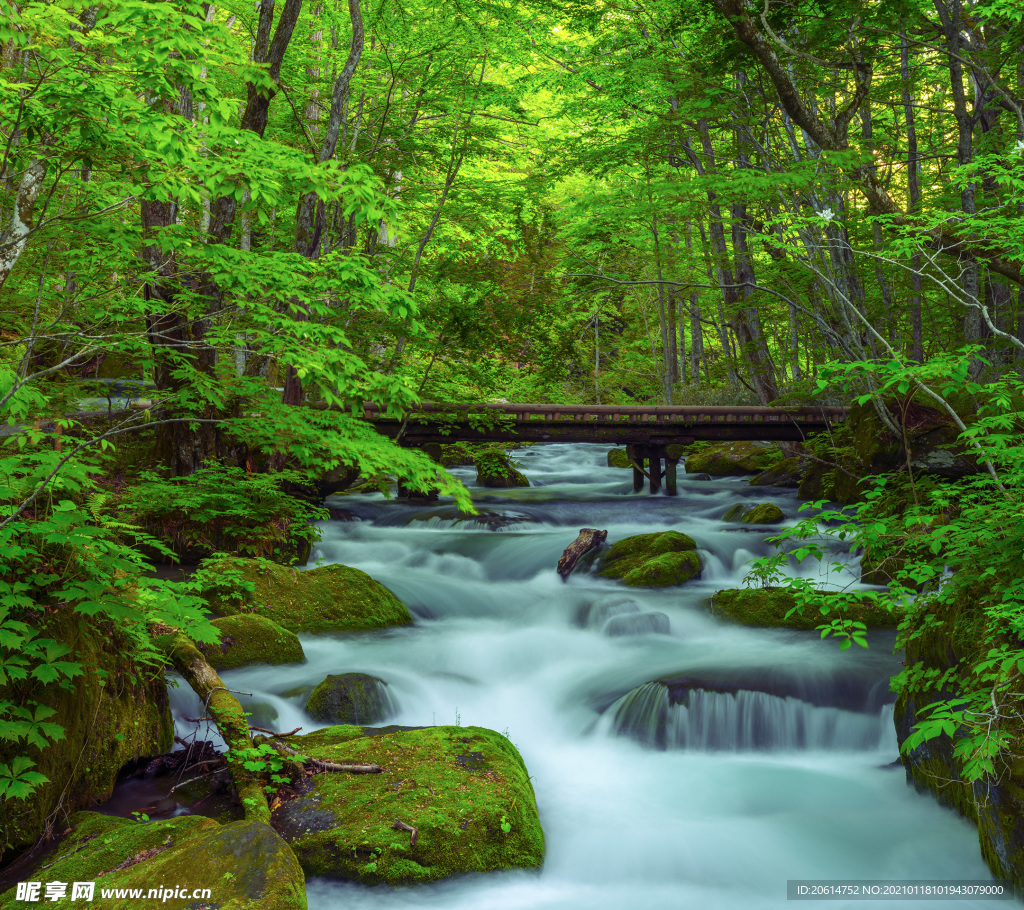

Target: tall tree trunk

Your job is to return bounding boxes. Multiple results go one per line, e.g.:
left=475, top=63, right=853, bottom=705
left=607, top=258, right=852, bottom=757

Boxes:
left=901, top=31, right=924, bottom=362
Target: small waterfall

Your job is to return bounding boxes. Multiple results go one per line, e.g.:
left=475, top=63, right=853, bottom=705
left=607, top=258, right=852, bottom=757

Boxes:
left=607, top=682, right=893, bottom=751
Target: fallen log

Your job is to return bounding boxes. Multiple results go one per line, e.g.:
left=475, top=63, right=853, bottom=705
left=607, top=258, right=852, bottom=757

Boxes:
left=158, top=633, right=271, bottom=823
left=557, top=528, right=608, bottom=581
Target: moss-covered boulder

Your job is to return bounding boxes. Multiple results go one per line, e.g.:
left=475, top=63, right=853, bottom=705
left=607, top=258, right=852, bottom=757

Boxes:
left=0, top=812, right=306, bottom=910
left=305, top=673, right=394, bottom=724
left=893, top=583, right=1024, bottom=889
left=743, top=503, right=785, bottom=524
left=198, top=614, right=305, bottom=671
left=721, top=503, right=785, bottom=524
left=475, top=452, right=529, bottom=488
left=607, top=448, right=632, bottom=469
left=271, top=724, right=544, bottom=884
left=796, top=460, right=863, bottom=504
left=440, top=442, right=477, bottom=467
left=750, top=455, right=806, bottom=487
left=722, top=504, right=748, bottom=522
left=684, top=440, right=782, bottom=476
left=595, top=531, right=702, bottom=588
left=707, top=587, right=899, bottom=629
left=0, top=610, right=173, bottom=854
left=201, top=557, right=413, bottom=634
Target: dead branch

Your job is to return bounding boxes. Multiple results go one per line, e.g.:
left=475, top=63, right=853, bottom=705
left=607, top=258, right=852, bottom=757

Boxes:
left=557, top=528, right=608, bottom=581
left=391, top=819, right=419, bottom=845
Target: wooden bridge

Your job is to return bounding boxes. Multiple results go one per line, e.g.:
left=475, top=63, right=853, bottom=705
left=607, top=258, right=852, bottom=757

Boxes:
left=364, top=403, right=848, bottom=495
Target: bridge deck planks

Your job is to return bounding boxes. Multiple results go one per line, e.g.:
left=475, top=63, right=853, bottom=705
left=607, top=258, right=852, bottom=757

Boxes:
left=359, top=403, right=847, bottom=445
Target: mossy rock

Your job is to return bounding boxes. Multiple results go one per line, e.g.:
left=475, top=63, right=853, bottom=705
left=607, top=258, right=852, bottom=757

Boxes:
left=201, top=557, right=413, bottom=634
left=0, top=812, right=306, bottom=910
left=742, top=503, right=785, bottom=524
left=750, top=455, right=805, bottom=487
left=305, top=673, right=394, bottom=724
left=596, top=531, right=702, bottom=588
left=707, top=587, right=899, bottom=629
left=440, top=443, right=477, bottom=467
left=0, top=610, right=173, bottom=854
left=271, top=724, right=544, bottom=885
left=684, top=441, right=783, bottom=476
left=722, top=504, right=748, bottom=522
left=474, top=452, right=529, bottom=488
left=198, top=614, right=305, bottom=671
left=721, top=503, right=783, bottom=524
left=893, top=582, right=1024, bottom=887
left=796, top=461, right=864, bottom=504
left=607, top=448, right=632, bottom=469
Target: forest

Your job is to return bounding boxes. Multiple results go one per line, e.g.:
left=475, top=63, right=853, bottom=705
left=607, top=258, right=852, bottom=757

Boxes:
left=3, top=0, right=1024, bottom=904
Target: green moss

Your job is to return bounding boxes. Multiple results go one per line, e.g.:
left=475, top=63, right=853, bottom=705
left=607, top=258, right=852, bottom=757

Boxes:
left=722, top=504, right=748, bottom=522
left=749, top=456, right=805, bottom=487
left=305, top=673, right=392, bottom=724
left=440, top=443, right=478, bottom=467
left=0, top=812, right=307, bottom=910
left=199, top=614, right=305, bottom=671
left=742, top=503, right=785, bottom=524
left=474, top=453, right=529, bottom=488
left=0, top=610, right=173, bottom=853
left=271, top=725, right=544, bottom=885
left=684, top=441, right=783, bottom=476
left=607, top=448, right=632, bottom=469
left=201, top=557, right=413, bottom=634
left=707, top=587, right=900, bottom=629
left=596, top=532, right=702, bottom=588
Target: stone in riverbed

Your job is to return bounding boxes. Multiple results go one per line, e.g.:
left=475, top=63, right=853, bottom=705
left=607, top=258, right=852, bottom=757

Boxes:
left=604, top=612, right=670, bottom=636
left=607, top=448, right=632, bottom=468
left=0, top=812, right=307, bottom=910
left=721, top=503, right=785, bottom=524
left=595, top=531, right=701, bottom=588
left=707, top=587, right=899, bottom=629
left=474, top=452, right=529, bottom=488
left=271, top=724, right=544, bottom=885
left=305, top=673, right=395, bottom=724
left=200, top=556, right=413, bottom=634
left=685, top=440, right=782, bottom=476
left=198, top=613, right=305, bottom=671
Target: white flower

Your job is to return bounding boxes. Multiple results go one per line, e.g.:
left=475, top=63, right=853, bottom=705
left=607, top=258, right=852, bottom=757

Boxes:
left=818, top=207, right=835, bottom=222
left=1013, top=140, right=1024, bottom=157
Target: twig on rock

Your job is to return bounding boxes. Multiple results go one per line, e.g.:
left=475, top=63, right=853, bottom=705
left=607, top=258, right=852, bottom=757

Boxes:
left=391, top=819, right=419, bottom=845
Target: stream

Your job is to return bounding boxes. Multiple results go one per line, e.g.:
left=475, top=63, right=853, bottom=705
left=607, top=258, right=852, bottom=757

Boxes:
left=172, top=443, right=998, bottom=908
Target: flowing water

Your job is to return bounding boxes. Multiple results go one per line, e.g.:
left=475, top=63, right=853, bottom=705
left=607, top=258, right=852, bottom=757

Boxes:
left=171, top=443, right=999, bottom=909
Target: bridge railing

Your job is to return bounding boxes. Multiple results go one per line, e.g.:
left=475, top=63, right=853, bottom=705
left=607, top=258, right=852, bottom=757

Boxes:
left=362, top=402, right=848, bottom=424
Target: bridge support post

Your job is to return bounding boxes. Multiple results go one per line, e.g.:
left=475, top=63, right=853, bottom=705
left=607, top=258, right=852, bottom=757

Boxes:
left=649, top=447, right=663, bottom=495
left=626, top=444, right=644, bottom=494
left=665, top=455, right=679, bottom=496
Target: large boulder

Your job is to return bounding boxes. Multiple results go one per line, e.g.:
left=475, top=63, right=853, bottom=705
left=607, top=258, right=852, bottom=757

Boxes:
left=721, top=503, right=784, bottom=524
left=607, top=448, right=632, bottom=469
left=894, top=583, right=1024, bottom=889
left=0, top=812, right=306, bottom=910
left=271, top=724, right=544, bottom=884
left=200, top=557, right=413, bottom=635
left=305, top=673, right=394, bottom=724
left=474, top=452, right=529, bottom=488
left=707, top=587, right=899, bottom=629
left=684, top=440, right=782, bottom=476
left=0, top=610, right=173, bottom=854
left=595, top=531, right=701, bottom=587
left=749, top=455, right=806, bottom=487
left=198, top=614, right=305, bottom=671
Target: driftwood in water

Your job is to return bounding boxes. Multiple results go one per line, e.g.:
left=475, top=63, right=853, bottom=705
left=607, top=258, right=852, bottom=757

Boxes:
left=557, top=528, right=608, bottom=581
